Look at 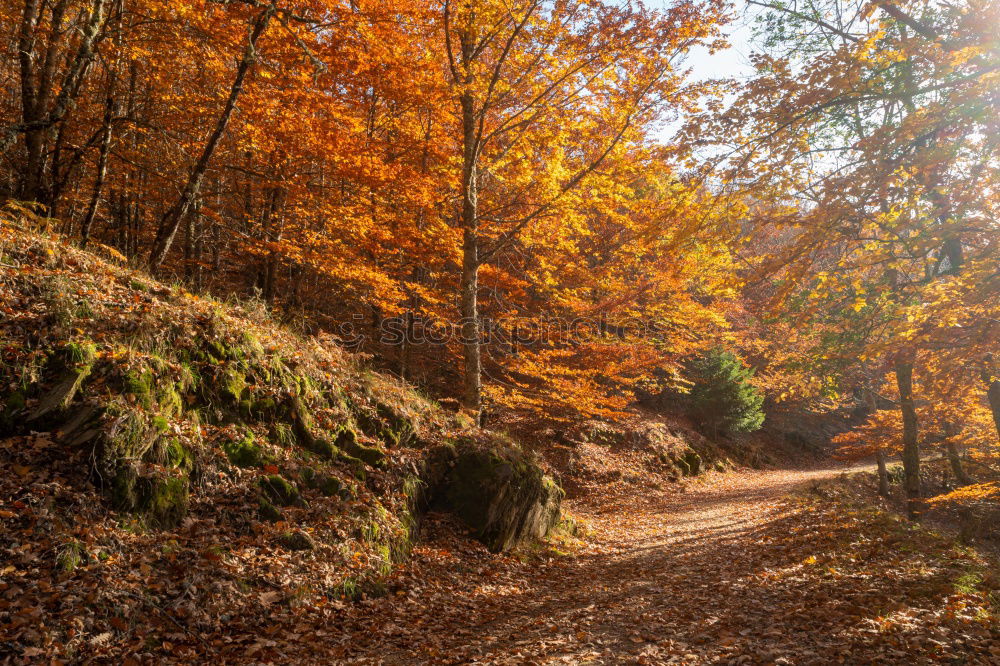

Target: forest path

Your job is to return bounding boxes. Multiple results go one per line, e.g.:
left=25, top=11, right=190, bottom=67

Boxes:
left=325, top=463, right=994, bottom=664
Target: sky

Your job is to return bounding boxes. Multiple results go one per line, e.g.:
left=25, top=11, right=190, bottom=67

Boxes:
left=684, top=5, right=758, bottom=83
left=653, top=1, right=761, bottom=141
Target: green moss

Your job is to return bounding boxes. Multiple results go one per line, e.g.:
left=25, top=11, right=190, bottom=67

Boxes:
left=299, top=466, right=317, bottom=486
left=682, top=450, right=702, bottom=476
left=306, top=435, right=338, bottom=460
left=278, top=530, right=315, bottom=551
left=165, top=438, right=191, bottom=469
left=1, top=390, right=26, bottom=428
left=156, top=383, right=184, bottom=419
left=111, top=466, right=189, bottom=528
left=335, top=428, right=387, bottom=468
left=64, top=341, right=98, bottom=367
left=258, top=497, right=284, bottom=522
left=152, top=415, right=169, bottom=432
left=124, top=369, right=154, bottom=409
left=178, top=362, right=199, bottom=393
left=247, top=397, right=277, bottom=420
left=105, top=408, right=155, bottom=461
left=218, top=366, right=247, bottom=404
left=57, top=540, right=85, bottom=573
left=222, top=429, right=269, bottom=468
left=319, top=475, right=344, bottom=497
left=27, top=341, right=98, bottom=421
left=208, top=340, right=229, bottom=361
left=240, top=332, right=265, bottom=360
left=259, top=474, right=302, bottom=507
left=5, top=390, right=27, bottom=412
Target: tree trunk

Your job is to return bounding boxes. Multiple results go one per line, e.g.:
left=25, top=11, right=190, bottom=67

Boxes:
left=984, top=355, right=1000, bottom=449
left=80, top=83, right=116, bottom=247
left=459, top=85, right=481, bottom=417
left=875, top=447, right=890, bottom=498
left=16, top=0, right=107, bottom=208
left=945, top=439, right=971, bottom=486
left=894, top=356, right=922, bottom=519
left=147, top=5, right=273, bottom=270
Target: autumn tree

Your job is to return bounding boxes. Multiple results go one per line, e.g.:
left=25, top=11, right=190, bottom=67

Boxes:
left=705, top=0, right=1000, bottom=516
left=438, top=0, right=725, bottom=417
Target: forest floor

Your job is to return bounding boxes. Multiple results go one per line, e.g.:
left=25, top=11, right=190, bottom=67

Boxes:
left=297, top=462, right=1000, bottom=665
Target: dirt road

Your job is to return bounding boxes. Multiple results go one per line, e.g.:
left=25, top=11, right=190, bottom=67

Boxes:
left=317, top=465, right=996, bottom=664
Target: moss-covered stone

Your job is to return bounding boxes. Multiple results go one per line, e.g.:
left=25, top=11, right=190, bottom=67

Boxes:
left=681, top=450, right=702, bottom=476
left=29, top=341, right=97, bottom=421
left=258, top=497, right=284, bottom=522
left=316, top=474, right=343, bottom=497
left=217, top=366, right=247, bottom=404
left=277, top=530, right=315, bottom=551
left=259, top=474, right=302, bottom=507
left=335, top=427, right=387, bottom=468
left=221, top=430, right=268, bottom=468
left=239, top=332, right=265, bottom=360
left=352, top=400, right=417, bottom=448
left=156, top=383, right=184, bottom=419
left=123, top=368, right=154, bottom=409
left=111, top=465, right=188, bottom=528
left=103, top=408, right=156, bottom=462
left=440, top=443, right=562, bottom=553
left=1, top=390, right=26, bottom=431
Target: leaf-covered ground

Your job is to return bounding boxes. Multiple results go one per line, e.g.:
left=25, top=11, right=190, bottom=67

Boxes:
left=317, top=466, right=999, bottom=664
left=4, top=460, right=999, bottom=663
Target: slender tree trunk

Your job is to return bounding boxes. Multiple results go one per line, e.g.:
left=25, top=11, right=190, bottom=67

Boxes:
left=147, top=5, right=273, bottom=269
left=17, top=0, right=106, bottom=207
left=945, top=439, right=971, bottom=486
left=875, top=447, right=890, bottom=498
left=983, top=355, right=1000, bottom=448
left=894, top=355, right=922, bottom=518
left=459, top=86, right=481, bottom=417
left=80, top=84, right=116, bottom=247
left=400, top=309, right=414, bottom=381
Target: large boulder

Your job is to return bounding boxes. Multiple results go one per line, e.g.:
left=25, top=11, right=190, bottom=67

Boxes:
left=437, top=442, right=563, bottom=553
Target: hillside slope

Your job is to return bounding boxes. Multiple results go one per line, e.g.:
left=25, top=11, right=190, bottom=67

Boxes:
left=0, top=222, right=562, bottom=661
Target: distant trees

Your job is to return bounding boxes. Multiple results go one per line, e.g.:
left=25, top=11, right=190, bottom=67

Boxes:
left=714, top=0, right=999, bottom=516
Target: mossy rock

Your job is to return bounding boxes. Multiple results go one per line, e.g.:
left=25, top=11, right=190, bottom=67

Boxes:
left=258, top=497, right=284, bottom=523
left=352, top=400, right=417, bottom=448
left=1, top=390, right=27, bottom=431
left=335, top=427, right=387, bottom=468
left=222, top=430, right=269, bottom=468
left=245, top=397, right=277, bottom=421
left=277, top=530, right=315, bottom=551
left=441, top=444, right=563, bottom=553
left=123, top=368, right=155, bottom=409
left=317, top=475, right=344, bottom=497
left=681, top=450, right=702, bottom=476
left=111, top=465, right=189, bottom=528
left=301, top=467, right=345, bottom=497
left=259, top=474, right=303, bottom=507
left=217, top=366, right=247, bottom=404
left=29, top=341, right=97, bottom=422
left=102, top=408, right=157, bottom=462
